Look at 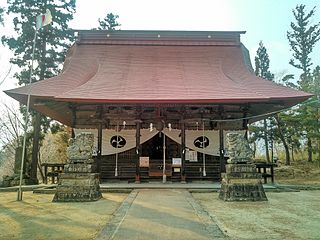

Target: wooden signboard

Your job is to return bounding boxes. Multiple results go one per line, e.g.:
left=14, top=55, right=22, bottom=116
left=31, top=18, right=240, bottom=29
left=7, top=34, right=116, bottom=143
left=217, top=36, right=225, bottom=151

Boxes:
left=172, top=158, right=182, bottom=166
left=139, top=157, right=149, bottom=167
left=186, top=149, right=197, bottom=162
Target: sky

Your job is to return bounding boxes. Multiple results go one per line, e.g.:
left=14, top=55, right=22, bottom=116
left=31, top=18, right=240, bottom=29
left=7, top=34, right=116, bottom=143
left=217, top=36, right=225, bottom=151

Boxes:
left=0, top=0, right=320, bottom=104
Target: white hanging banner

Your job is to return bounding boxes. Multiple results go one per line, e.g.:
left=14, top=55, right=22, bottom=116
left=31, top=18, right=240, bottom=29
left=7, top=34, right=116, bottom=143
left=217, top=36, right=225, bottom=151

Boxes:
left=162, top=129, right=245, bottom=156
left=74, top=129, right=159, bottom=155
left=75, top=128, right=244, bottom=157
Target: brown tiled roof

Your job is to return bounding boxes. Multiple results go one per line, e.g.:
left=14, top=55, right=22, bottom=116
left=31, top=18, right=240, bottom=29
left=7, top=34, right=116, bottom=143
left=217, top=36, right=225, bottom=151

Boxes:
left=4, top=30, right=312, bottom=125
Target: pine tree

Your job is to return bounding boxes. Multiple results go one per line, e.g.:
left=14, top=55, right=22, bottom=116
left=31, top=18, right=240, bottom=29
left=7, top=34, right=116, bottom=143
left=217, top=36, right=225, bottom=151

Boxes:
left=98, top=13, right=121, bottom=30
left=287, top=5, right=320, bottom=80
left=0, top=6, right=4, bottom=25
left=307, top=66, right=320, bottom=161
left=255, top=41, right=274, bottom=81
left=254, top=41, right=274, bottom=162
left=287, top=4, right=320, bottom=162
left=2, top=0, right=76, bottom=183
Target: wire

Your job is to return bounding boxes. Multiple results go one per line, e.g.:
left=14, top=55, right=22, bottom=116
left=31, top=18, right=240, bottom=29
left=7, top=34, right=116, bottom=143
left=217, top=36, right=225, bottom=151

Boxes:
left=200, top=107, right=295, bottom=123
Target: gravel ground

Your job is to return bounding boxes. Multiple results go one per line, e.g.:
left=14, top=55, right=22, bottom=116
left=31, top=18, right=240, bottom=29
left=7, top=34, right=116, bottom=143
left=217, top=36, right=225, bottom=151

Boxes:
left=1, top=190, right=319, bottom=240
left=0, top=192, right=127, bottom=240
left=193, top=191, right=320, bottom=240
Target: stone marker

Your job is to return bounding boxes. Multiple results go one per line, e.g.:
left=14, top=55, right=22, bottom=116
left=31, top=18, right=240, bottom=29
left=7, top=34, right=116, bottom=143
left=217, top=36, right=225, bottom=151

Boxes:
left=53, top=132, right=102, bottom=202
left=219, top=133, right=267, bottom=201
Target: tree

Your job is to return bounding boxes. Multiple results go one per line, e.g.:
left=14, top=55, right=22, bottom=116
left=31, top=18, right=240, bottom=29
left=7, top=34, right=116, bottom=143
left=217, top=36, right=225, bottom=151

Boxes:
left=254, top=41, right=274, bottom=81
left=0, top=102, right=24, bottom=155
left=2, top=0, right=76, bottom=183
left=287, top=4, right=320, bottom=162
left=306, top=66, right=320, bottom=161
left=98, top=13, right=121, bottom=30
left=0, top=6, right=4, bottom=25
left=0, top=102, right=27, bottom=182
left=254, top=41, right=274, bottom=162
left=287, top=5, right=320, bottom=79
left=248, top=124, right=264, bottom=158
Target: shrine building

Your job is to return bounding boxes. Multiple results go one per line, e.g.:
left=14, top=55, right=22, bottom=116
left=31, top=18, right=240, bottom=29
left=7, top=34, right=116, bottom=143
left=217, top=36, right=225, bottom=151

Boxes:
left=5, top=30, right=312, bottom=183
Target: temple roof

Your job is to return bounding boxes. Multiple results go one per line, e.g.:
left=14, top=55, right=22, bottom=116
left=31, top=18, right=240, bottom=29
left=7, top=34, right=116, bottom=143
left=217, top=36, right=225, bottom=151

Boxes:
left=4, top=30, right=312, bottom=127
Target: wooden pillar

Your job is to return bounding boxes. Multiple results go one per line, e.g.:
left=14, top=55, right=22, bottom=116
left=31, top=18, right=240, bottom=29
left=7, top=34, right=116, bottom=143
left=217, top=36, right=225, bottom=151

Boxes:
left=243, top=112, right=248, bottom=139
left=219, top=123, right=225, bottom=178
left=135, top=120, right=142, bottom=183
left=97, top=106, right=103, bottom=179
left=181, top=121, right=186, bottom=182
left=97, top=122, right=102, bottom=176
left=71, top=105, right=76, bottom=138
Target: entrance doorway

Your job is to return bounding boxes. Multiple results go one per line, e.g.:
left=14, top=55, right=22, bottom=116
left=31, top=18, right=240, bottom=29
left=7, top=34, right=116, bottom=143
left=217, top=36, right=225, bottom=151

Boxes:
left=142, top=132, right=172, bottom=179
left=150, top=132, right=165, bottom=160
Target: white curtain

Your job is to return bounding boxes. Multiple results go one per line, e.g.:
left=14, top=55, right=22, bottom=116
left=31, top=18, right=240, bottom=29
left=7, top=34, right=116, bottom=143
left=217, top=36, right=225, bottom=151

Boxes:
left=75, top=128, right=244, bottom=157
left=163, top=129, right=244, bottom=156
left=74, top=129, right=159, bottom=155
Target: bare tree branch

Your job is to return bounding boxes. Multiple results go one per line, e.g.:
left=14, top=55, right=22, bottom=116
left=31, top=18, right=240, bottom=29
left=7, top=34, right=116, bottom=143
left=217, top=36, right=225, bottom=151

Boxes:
left=0, top=66, right=12, bottom=86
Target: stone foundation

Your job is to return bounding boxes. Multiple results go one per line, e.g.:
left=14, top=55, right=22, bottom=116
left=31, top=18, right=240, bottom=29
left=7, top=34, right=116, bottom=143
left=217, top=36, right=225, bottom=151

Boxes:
left=53, top=133, right=102, bottom=202
left=52, top=173, right=101, bottom=202
left=1, top=174, right=35, bottom=187
left=219, top=164, right=267, bottom=201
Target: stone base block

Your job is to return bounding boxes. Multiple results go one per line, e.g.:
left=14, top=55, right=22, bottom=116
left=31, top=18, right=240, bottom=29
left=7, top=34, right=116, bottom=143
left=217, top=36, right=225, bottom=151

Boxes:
left=225, top=164, right=256, bottom=173
left=221, top=172, right=262, bottom=180
left=2, top=175, right=36, bottom=187
left=53, top=173, right=102, bottom=202
left=220, top=163, right=268, bottom=201
left=219, top=183, right=267, bottom=201
left=68, top=158, right=94, bottom=164
left=64, top=164, right=97, bottom=173
left=53, top=186, right=102, bottom=202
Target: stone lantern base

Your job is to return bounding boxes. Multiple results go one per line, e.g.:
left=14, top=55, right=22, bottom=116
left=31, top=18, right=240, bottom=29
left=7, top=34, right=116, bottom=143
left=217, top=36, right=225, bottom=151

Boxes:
left=219, top=163, right=267, bottom=201
left=53, top=168, right=102, bottom=202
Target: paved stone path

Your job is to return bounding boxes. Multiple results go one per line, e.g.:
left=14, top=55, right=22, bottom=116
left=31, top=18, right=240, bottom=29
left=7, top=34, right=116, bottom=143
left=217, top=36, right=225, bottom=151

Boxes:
left=96, top=189, right=225, bottom=240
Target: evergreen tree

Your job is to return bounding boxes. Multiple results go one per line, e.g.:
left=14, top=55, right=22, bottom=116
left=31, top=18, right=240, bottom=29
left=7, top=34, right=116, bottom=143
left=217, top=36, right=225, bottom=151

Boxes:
left=255, top=41, right=274, bottom=81
left=306, top=66, right=320, bottom=161
left=98, top=13, right=120, bottom=30
left=2, top=0, right=76, bottom=183
left=287, top=4, right=320, bottom=162
left=287, top=5, right=320, bottom=80
left=0, top=6, right=4, bottom=25
left=254, top=41, right=274, bottom=162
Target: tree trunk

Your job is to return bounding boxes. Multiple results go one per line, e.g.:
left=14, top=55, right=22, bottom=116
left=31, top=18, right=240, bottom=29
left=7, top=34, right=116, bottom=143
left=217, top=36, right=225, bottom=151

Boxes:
left=283, top=141, right=290, bottom=165
left=307, top=137, right=312, bottom=162
left=317, top=105, right=320, bottom=160
left=253, top=141, right=257, bottom=158
left=30, top=112, right=41, bottom=183
left=263, top=119, right=270, bottom=162
left=274, top=114, right=290, bottom=165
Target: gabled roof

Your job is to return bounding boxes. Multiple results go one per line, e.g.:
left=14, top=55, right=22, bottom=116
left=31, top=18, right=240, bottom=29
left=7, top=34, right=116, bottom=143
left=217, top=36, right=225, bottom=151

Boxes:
left=4, top=30, right=312, bottom=126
